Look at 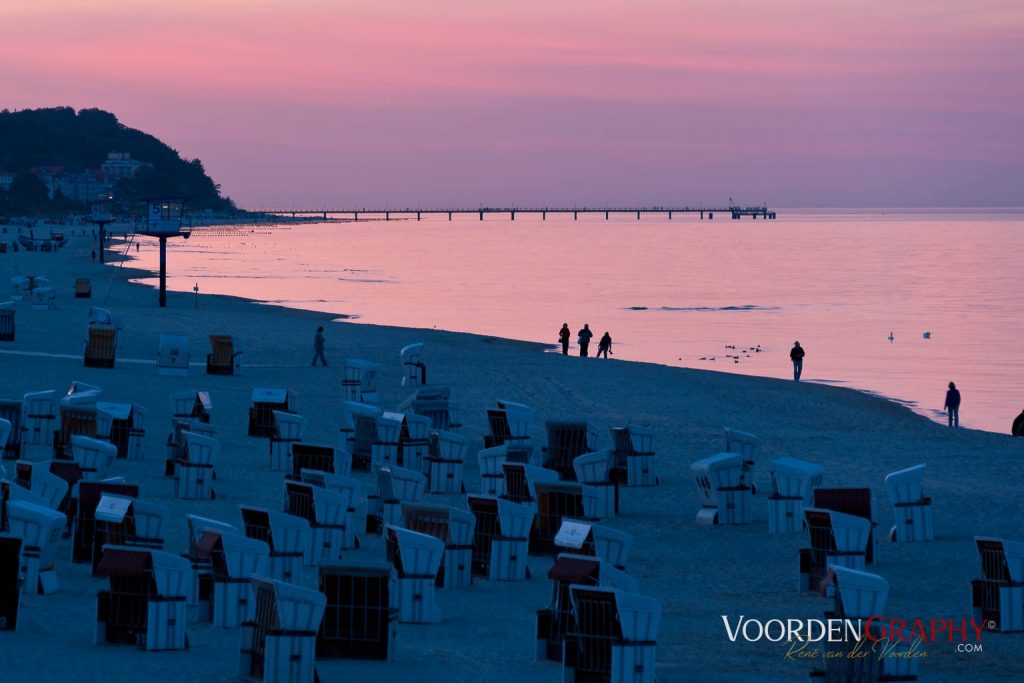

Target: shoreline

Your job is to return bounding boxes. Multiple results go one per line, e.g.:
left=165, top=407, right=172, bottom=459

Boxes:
left=3, top=232, right=1023, bottom=682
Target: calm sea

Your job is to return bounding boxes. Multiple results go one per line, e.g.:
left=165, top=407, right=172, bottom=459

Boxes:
left=132, top=209, right=1024, bottom=434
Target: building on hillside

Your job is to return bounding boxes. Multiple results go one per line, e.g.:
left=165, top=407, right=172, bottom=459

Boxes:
left=101, top=152, right=148, bottom=181
left=59, top=170, right=111, bottom=203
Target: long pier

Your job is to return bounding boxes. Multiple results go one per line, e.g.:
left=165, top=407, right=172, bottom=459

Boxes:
left=259, top=206, right=777, bottom=221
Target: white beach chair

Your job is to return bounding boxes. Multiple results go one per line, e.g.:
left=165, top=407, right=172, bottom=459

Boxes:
left=386, top=525, right=444, bottom=623
left=156, top=334, right=190, bottom=376
left=400, top=342, right=426, bottom=387
left=427, top=430, right=468, bottom=494
left=885, top=464, right=934, bottom=542
left=767, top=456, right=824, bottom=533
left=270, top=410, right=307, bottom=471
left=690, top=452, right=751, bottom=525
left=239, top=577, right=325, bottom=683
left=4, top=499, right=66, bottom=594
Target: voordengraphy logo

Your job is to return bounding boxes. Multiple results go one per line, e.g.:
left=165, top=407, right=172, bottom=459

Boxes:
left=721, top=615, right=987, bottom=662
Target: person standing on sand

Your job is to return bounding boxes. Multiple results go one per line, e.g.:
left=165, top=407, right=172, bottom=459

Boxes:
left=1012, top=409, right=1024, bottom=436
left=311, top=326, right=328, bottom=367
left=596, top=332, right=613, bottom=359
left=577, top=324, right=593, bottom=357
left=558, top=323, right=571, bottom=355
left=790, top=341, right=805, bottom=381
left=944, top=381, right=960, bottom=427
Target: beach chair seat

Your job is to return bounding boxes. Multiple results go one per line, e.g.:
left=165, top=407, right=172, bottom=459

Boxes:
left=535, top=552, right=637, bottom=662
left=385, top=525, right=443, bottom=623
left=75, top=278, right=91, bottom=298
left=91, top=494, right=169, bottom=575
left=400, top=342, right=426, bottom=387
left=1, top=400, right=24, bottom=460
left=885, top=464, right=934, bottom=543
left=543, top=420, right=599, bottom=480
left=799, top=508, right=871, bottom=594
left=723, top=427, right=760, bottom=493
left=467, top=496, right=533, bottom=581
left=289, top=442, right=342, bottom=479
left=199, top=530, right=271, bottom=629
left=553, top=519, right=634, bottom=570
left=84, top=323, right=117, bottom=368
left=813, top=487, right=879, bottom=563
left=402, top=503, right=476, bottom=590
left=690, top=452, right=751, bottom=526
left=156, top=335, right=190, bottom=376
left=239, top=506, right=309, bottom=585
left=610, top=424, right=658, bottom=487
left=173, top=431, right=219, bottom=500
left=371, top=413, right=403, bottom=469
left=317, top=562, right=397, bottom=660
left=484, top=400, right=535, bottom=463
left=20, top=390, right=56, bottom=450
left=398, top=412, right=431, bottom=473
left=767, top=456, right=824, bottom=534
left=97, top=402, right=147, bottom=460
left=206, top=334, right=241, bottom=375
left=70, top=435, right=117, bottom=481
left=367, top=465, right=426, bottom=534
left=573, top=449, right=618, bottom=518
left=269, top=410, right=307, bottom=471
left=94, top=547, right=191, bottom=651
left=398, top=387, right=462, bottom=432
left=3, top=499, right=66, bottom=594
left=284, top=480, right=350, bottom=566
left=170, top=390, right=213, bottom=424
left=341, top=358, right=380, bottom=404
left=344, top=401, right=383, bottom=471
left=248, top=388, right=296, bottom=438
left=54, top=403, right=99, bottom=459
left=563, top=586, right=661, bottom=683
left=971, top=537, right=1024, bottom=632
left=0, top=305, right=14, bottom=341
left=239, top=577, right=325, bottom=683
left=478, top=445, right=508, bottom=496
left=426, top=430, right=468, bottom=494
left=299, top=470, right=362, bottom=550
left=71, top=481, right=139, bottom=564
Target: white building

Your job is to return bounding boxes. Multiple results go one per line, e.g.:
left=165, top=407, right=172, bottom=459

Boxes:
left=101, top=152, right=147, bottom=181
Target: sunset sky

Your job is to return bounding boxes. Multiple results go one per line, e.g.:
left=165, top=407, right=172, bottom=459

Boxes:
left=2, top=0, right=1022, bottom=208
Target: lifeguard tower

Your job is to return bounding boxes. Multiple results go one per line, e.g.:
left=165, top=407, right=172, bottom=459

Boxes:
left=86, top=196, right=114, bottom=264
left=140, top=199, right=191, bottom=308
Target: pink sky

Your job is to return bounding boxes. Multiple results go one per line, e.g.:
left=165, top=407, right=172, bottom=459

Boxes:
left=2, top=0, right=1023, bottom=208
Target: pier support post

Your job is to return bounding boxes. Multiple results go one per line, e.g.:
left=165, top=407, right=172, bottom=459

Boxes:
left=605, top=211, right=609, bottom=220
left=637, top=211, right=640, bottom=220
left=354, top=212, right=358, bottom=221
left=448, top=212, right=452, bottom=221
left=542, top=211, right=546, bottom=220
left=574, top=211, right=578, bottom=220
left=386, top=212, right=390, bottom=221
left=158, top=236, right=167, bottom=308
left=668, top=211, right=673, bottom=220
left=417, top=212, right=421, bottom=221
left=511, top=211, right=515, bottom=221
left=479, top=211, right=483, bottom=221
left=709, top=212, right=713, bottom=220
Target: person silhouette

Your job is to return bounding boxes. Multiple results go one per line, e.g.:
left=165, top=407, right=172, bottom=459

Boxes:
left=1012, top=408, right=1024, bottom=436
left=311, top=326, right=328, bottom=367
left=790, top=341, right=805, bottom=381
left=944, top=381, right=961, bottom=428
left=558, top=323, right=571, bottom=355
left=577, top=324, right=593, bottom=358
left=596, top=332, right=613, bottom=359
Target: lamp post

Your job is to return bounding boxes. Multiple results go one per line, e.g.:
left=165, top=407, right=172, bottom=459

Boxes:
left=140, top=198, right=190, bottom=308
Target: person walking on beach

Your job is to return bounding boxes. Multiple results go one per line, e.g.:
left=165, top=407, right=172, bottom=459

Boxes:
left=577, top=324, right=593, bottom=358
left=558, top=323, right=571, bottom=355
left=596, top=332, right=613, bottom=359
left=311, top=326, right=328, bottom=367
left=944, top=381, right=960, bottom=427
left=790, top=341, right=805, bottom=381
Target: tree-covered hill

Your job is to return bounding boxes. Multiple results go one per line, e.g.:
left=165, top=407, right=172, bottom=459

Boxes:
left=0, top=107, right=235, bottom=215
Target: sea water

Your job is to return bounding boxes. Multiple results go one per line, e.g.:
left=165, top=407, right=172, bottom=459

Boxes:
left=131, top=208, right=1024, bottom=434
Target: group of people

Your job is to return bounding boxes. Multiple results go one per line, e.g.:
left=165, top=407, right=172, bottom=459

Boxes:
left=558, top=323, right=613, bottom=359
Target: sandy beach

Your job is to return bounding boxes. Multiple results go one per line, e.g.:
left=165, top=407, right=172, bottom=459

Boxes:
left=1, top=231, right=1022, bottom=683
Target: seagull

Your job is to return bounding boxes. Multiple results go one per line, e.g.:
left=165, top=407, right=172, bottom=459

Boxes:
left=923, top=332, right=931, bottom=339
left=888, top=332, right=894, bottom=343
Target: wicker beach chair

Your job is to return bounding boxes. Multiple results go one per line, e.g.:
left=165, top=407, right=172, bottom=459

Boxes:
left=207, top=334, right=241, bottom=375
left=75, top=278, right=92, bottom=298
left=0, top=305, right=14, bottom=341
left=84, top=324, right=117, bottom=368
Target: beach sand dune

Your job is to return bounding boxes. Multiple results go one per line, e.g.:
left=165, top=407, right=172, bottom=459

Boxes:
left=0, top=234, right=1022, bottom=682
